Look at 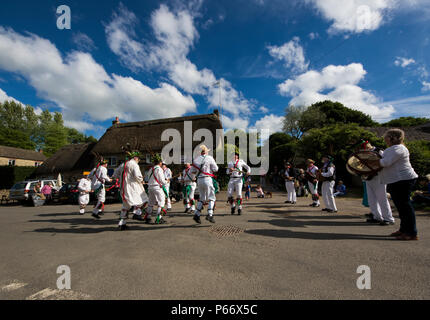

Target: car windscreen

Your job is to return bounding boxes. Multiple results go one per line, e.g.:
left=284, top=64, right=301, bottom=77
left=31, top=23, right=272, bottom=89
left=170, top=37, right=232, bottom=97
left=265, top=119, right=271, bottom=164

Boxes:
left=11, top=182, right=27, bottom=190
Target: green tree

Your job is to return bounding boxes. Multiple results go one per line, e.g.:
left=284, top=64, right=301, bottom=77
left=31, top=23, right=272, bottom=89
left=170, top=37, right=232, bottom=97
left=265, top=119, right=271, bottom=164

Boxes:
left=406, top=140, right=430, bottom=177
left=282, top=105, right=306, bottom=138
left=382, top=117, right=430, bottom=127
left=299, top=123, right=384, bottom=181
left=300, top=100, right=378, bottom=130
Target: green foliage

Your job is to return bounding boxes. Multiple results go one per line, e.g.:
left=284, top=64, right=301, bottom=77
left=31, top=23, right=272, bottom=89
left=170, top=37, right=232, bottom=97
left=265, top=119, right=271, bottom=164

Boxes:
left=405, top=140, right=430, bottom=177
left=268, top=132, right=295, bottom=149
left=282, top=105, right=306, bottom=138
left=0, top=127, right=36, bottom=150
left=0, top=166, right=36, bottom=189
left=299, top=123, right=384, bottom=180
left=382, top=117, right=430, bottom=127
left=300, top=101, right=378, bottom=129
left=0, top=100, right=97, bottom=156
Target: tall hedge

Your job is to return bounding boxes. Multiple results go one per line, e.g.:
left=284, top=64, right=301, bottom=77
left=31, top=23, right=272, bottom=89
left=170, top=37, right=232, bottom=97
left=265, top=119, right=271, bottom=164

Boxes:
left=0, top=166, right=36, bottom=189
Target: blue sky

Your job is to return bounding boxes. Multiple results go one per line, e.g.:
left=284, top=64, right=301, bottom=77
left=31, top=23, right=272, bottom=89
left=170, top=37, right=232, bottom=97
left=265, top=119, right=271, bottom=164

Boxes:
left=0, top=0, right=429, bottom=139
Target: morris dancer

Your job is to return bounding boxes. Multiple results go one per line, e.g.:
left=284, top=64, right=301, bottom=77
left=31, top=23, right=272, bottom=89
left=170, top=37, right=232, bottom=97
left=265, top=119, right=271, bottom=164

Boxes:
left=306, top=159, right=320, bottom=207
left=320, top=155, right=337, bottom=213
left=182, top=162, right=196, bottom=213
left=77, top=173, right=92, bottom=215
left=360, top=142, right=395, bottom=225
left=283, top=162, right=296, bottom=204
left=113, top=151, right=149, bottom=231
left=162, top=163, right=172, bottom=211
left=89, top=159, right=111, bottom=219
left=145, top=154, right=168, bottom=224
left=190, top=145, right=218, bottom=224
left=227, top=152, right=251, bottom=215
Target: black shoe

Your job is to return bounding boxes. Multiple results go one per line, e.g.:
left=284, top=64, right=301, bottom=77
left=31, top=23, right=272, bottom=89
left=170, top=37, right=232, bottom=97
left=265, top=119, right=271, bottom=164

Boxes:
left=365, top=213, right=373, bottom=218
left=98, top=211, right=104, bottom=216
left=193, top=214, right=201, bottom=224
left=238, top=208, right=242, bottom=215
left=322, top=208, right=329, bottom=211
left=184, top=208, right=189, bottom=213
left=309, top=203, right=315, bottom=207
left=285, top=201, right=291, bottom=204
left=132, top=214, right=143, bottom=221
left=312, top=203, right=320, bottom=207
left=380, top=220, right=395, bottom=226
left=91, top=213, right=101, bottom=219
left=207, top=216, right=215, bottom=223
left=291, top=201, right=296, bottom=204
left=119, top=224, right=129, bottom=231
left=366, top=218, right=381, bottom=224
left=231, top=207, right=236, bottom=215
left=327, top=209, right=338, bottom=213
left=144, top=217, right=152, bottom=224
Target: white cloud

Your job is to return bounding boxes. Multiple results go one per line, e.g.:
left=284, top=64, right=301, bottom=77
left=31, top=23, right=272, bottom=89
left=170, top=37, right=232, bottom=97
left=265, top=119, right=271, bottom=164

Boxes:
left=308, top=32, right=319, bottom=40
left=259, top=106, right=269, bottom=113
left=309, top=0, right=396, bottom=34
left=422, top=81, right=430, bottom=91
left=105, top=4, right=254, bottom=119
left=267, top=37, right=309, bottom=73
left=394, top=57, right=416, bottom=68
left=0, top=26, right=196, bottom=126
left=72, top=32, right=97, bottom=52
left=278, top=63, right=395, bottom=121
left=0, top=87, right=23, bottom=105
left=251, top=114, right=284, bottom=134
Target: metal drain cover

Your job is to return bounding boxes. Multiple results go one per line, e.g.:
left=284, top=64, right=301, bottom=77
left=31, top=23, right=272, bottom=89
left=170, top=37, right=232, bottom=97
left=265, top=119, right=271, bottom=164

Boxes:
left=209, top=225, right=245, bottom=237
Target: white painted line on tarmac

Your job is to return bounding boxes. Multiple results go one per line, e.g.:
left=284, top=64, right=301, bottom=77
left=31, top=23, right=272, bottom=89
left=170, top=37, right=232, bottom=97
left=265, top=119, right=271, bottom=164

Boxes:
left=26, top=288, right=91, bottom=300
left=1, top=280, right=28, bottom=292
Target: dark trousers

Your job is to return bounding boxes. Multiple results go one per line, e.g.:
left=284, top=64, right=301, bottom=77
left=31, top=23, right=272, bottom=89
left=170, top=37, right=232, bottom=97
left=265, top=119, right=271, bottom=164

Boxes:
left=387, top=179, right=417, bottom=236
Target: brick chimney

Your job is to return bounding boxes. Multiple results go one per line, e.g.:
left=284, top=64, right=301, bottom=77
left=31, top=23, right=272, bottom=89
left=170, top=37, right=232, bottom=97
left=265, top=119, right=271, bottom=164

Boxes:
left=213, top=109, right=219, bottom=118
left=112, top=116, right=120, bottom=125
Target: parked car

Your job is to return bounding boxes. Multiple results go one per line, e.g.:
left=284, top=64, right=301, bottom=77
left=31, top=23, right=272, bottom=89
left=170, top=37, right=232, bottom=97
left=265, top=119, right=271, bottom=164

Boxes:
left=9, top=179, right=61, bottom=204
left=52, top=183, right=80, bottom=204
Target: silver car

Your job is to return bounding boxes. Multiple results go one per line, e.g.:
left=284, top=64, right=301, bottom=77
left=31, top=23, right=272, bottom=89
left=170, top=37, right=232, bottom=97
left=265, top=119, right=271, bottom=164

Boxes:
left=9, top=180, right=60, bottom=203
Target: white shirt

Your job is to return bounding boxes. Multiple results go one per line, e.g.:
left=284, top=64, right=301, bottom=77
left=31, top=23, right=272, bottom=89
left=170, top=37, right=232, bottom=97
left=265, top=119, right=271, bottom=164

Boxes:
left=190, top=154, right=218, bottom=178
left=227, top=159, right=251, bottom=179
left=91, top=165, right=111, bottom=189
left=379, top=144, right=418, bottom=184
left=164, top=167, right=172, bottom=182
left=182, top=167, right=196, bottom=185
left=321, top=163, right=335, bottom=178
left=78, top=178, right=92, bottom=195
left=148, top=165, right=167, bottom=188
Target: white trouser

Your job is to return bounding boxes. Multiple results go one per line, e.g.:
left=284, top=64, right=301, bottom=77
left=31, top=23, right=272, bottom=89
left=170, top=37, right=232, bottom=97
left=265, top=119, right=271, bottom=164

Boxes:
left=96, top=186, right=106, bottom=203
left=307, top=181, right=320, bottom=205
left=148, top=187, right=166, bottom=208
left=228, top=177, right=243, bottom=198
left=366, top=178, right=394, bottom=222
left=196, top=177, right=216, bottom=216
left=285, top=181, right=296, bottom=202
left=165, top=183, right=171, bottom=208
left=322, top=180, right=337, bottom=211
left=79, top=194, right=89, bottom=207
left=184, top=182, right=196, bottom=209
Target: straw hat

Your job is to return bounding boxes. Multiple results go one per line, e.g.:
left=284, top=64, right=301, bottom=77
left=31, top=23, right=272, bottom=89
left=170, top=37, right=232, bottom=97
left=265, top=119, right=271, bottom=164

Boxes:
left=200, top=145, right=210, bottom=154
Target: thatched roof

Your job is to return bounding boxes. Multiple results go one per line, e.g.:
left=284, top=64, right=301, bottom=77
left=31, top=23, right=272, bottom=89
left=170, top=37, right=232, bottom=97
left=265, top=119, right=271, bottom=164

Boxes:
left=0, top=145, right=47, bottom=161
left=92, top=111, right=223, bottom=155
left=365, top=122, right=430, bottom=141
left=33, top=142, right=96, bottom=175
